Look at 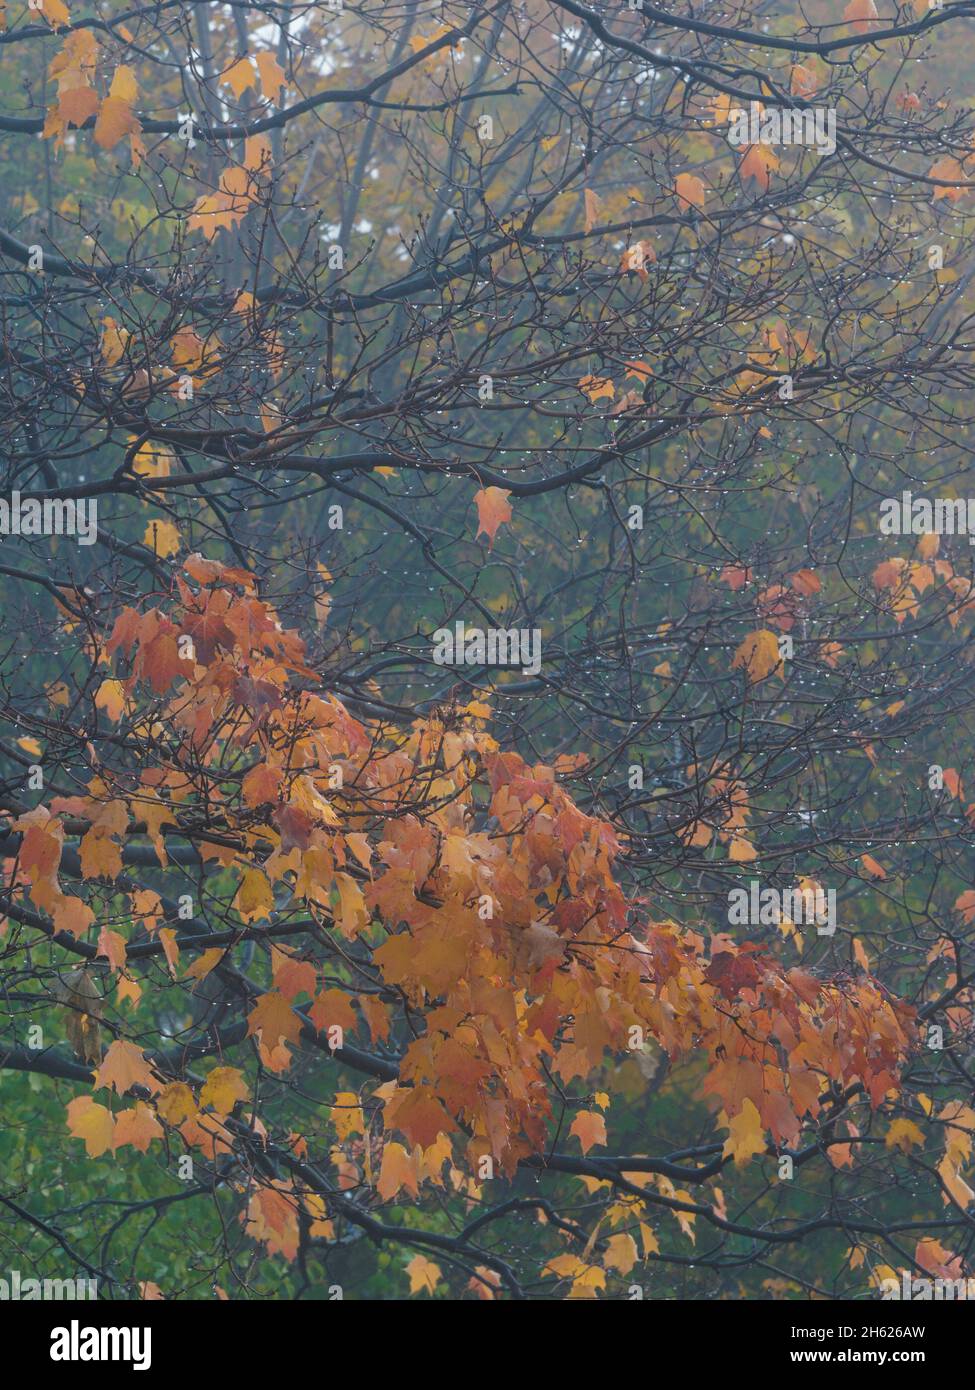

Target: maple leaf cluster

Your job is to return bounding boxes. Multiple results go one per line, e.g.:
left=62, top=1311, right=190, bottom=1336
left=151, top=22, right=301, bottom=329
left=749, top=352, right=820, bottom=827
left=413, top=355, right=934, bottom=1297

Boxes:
left=0, top=555, right=929, bottom=1293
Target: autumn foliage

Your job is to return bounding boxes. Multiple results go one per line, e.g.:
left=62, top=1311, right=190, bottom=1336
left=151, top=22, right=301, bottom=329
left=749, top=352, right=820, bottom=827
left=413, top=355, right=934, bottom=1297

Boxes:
left=0, top=554, right=943, bottom=1295
left=5, top=0, right=975, bottom=1303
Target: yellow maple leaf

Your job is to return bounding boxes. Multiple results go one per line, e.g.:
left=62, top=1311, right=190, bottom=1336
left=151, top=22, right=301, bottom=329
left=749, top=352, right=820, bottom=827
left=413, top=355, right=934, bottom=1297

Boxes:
left=143, top=519, right=182, bottom=558
left=255, top=51, right=287, bottom=100
left=156, top=1082, right=197, bottom=1125
left=234, top=868, right=275, bottom=923
left=100, top=316, right=130, bottom=366
left=885, top=1118, right=926, bottom=1153
left=603, top=1231, right=639, bottom=1275
left=732, top=628, right=782, bottom=683
left=42, top=0, right=71, bottom=29
left=108, top=64, right=138, bottom=104
left=330, top=1091, right=365, bottom=1141
left=577, top=374, right=615, bottom=404
left=93, top=95, right=141, bottom=152
left=722, top=1098, right=766, bottom=1166
left=66, top=1096, right=115, bottom=1157
left=223, top=55, right=257, bottom=98
left=405, top=1253, right=442, bottom=1295
left=200, top=1066, right=250, bottom=1115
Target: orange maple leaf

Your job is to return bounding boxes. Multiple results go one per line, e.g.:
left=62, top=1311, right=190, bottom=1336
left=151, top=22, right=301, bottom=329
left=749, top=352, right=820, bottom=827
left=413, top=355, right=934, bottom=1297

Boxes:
left=674, top=171, right=706, bottom=211
left=247, top=991, right=304, bottom=1049
left=569, top=1110, right=607, bottom=1155
left=473, top=486, right=513, bottom=548
left=93, top=1040, right=159, bottom=1096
